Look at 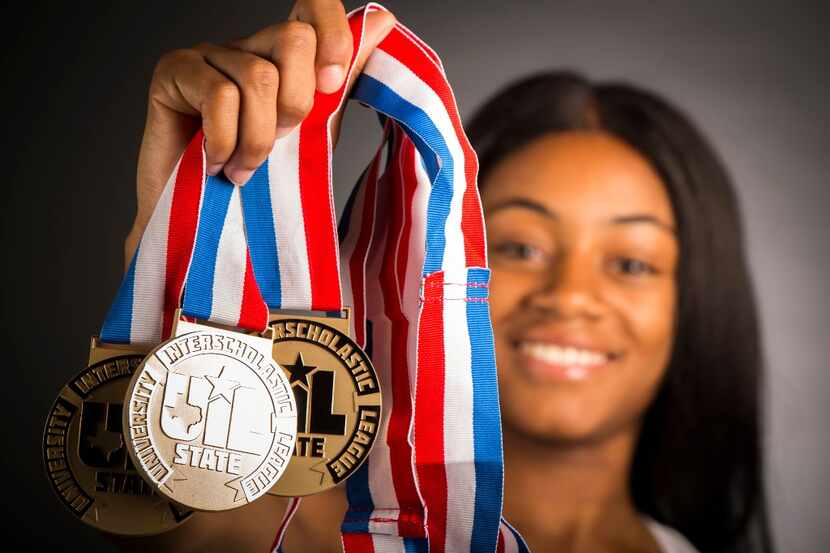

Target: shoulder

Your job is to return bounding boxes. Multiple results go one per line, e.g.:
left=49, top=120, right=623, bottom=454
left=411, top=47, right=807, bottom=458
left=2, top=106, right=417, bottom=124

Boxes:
left=642, top=516, right=702, bottom=553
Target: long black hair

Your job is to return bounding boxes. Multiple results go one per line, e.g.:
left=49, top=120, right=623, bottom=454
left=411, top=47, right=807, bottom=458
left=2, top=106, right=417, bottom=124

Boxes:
left=467, top=72, right=773, bottom=553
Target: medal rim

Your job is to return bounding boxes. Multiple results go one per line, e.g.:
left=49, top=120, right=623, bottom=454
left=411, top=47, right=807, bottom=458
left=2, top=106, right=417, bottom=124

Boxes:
left=122, top=323, right=298, bottom=512
left=266, top=316, right=382, bottom=497
left=42, top=353, right=194, bottom=536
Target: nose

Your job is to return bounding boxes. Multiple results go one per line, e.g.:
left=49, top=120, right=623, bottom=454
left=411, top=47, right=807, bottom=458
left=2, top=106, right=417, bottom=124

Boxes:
left=526, top=246, right=604, bottom=320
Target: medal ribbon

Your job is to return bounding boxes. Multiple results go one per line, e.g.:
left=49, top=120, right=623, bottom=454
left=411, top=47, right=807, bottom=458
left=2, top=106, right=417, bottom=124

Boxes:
left=338, top=6, right=506, bottom=552
left=100, top=140, right=271, bottom=341
left=266, top=4, right=529, bottom=552
left=100, top=134, right=208, bottom=345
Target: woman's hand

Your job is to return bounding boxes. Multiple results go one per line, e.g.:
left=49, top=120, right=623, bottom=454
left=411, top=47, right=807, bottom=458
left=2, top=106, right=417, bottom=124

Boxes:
left=125, top=1, right=395, bottom=268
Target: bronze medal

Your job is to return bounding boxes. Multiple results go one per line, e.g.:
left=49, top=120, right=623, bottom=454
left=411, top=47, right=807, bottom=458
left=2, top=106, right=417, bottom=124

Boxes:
left=266, top=311, right=381, bottom=496
left=42, top=339, right=193, bottom=535
left=122, top=317, right=298, bottom=511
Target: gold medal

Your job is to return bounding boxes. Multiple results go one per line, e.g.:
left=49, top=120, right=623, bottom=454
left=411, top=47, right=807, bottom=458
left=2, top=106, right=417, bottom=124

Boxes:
left=122, top=315, right=298, bottom=511
left=266, top=311, right=381, bottom=496
left=42, top=339, right=193, bottom=535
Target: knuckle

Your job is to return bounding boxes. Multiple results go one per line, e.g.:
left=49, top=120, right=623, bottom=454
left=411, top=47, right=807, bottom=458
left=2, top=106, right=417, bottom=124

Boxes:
left=243, top=134, right=276, bottom=162
left=321, top=28, right=352, bottom=59
left=208, top=79, right=240, bottom=106
left=277, top=20, right=316, bottom=50
left=153, top=48, right=191, bottom=77
left=206, top=130, right=236, bottom=157
left=236, top=144, right=273, bottom=170
left=241, top=58, right=279, bottom=93
left=204, top=123, right=237, bottom=157
left=279, top=95, right=313, bottom=123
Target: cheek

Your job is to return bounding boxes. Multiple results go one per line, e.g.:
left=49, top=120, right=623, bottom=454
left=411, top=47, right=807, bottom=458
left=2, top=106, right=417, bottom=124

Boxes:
left=613, top=280, right=677, bottom=408
left=626, top=281, right=675, bottom=365
left=488, top=266, right=534, bottom=323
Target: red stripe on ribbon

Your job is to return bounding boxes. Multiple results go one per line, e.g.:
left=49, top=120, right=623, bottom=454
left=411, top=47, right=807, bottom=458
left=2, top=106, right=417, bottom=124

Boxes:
left=162, top=130, right=205, bottom=338
left=396, top=137, right=417, bottom=297
left=383, top=131, right=424, bottom=538
left=376, top=31, right=485, bottom=268
left=415, top=270, right=449, bottom=553
left=297, top=115, right=340, bottom=311
left=297, top=10, right=369, bottom=312
left=237, top=250, right=268, bottom=330
left=342, top=532, right=375, bottom=553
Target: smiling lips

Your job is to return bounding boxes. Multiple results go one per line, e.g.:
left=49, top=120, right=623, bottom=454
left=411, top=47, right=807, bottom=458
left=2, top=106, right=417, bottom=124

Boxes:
left=518, top=341, right=618, bottom=381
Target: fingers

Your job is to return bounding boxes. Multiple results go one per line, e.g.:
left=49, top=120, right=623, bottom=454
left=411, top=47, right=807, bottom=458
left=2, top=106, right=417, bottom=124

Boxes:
left=288, top=0, right=353, bottom=93
left=148, top=48, right=242, bottom=181
left=232, top=22, right=317, bottom=140
left=133, top=49, right=235, bottom=244
left=196, top=44, right=280, bottom=185
left=134, top=2, right=394, bottom=256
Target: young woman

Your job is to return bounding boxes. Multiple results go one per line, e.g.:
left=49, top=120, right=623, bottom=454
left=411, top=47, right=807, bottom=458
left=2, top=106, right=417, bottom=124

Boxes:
left=466, top=72, right=773, bottom=553
left=115, top=4, right=773, bottom=552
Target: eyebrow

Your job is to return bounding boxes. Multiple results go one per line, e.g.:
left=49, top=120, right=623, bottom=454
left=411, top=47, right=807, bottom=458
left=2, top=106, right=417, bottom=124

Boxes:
left=611, top=214, right=676, bottom=234
left=486, top=198, right=676, bottom=234
left=486, top=198, right=558, bottom=219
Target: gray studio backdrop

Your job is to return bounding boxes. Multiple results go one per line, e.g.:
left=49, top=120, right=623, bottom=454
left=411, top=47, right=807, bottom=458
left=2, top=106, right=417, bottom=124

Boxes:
left=11, top=1, right=827, bottom=552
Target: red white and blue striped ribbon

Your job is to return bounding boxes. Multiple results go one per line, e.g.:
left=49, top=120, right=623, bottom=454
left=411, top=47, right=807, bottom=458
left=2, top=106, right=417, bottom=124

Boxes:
left=100, top=132, right=209, bottom=344
left=101, top=133, right=272, bottom=342
left=306, top=4, right=525, bottom=552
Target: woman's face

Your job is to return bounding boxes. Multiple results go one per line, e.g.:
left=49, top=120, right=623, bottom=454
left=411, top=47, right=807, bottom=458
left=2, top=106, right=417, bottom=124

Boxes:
left=483, top=131, right=679, bottom=444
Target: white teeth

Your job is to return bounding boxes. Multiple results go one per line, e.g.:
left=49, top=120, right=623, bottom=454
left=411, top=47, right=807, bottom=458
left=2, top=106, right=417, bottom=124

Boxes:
left=520, top=342, right=609, bottom=367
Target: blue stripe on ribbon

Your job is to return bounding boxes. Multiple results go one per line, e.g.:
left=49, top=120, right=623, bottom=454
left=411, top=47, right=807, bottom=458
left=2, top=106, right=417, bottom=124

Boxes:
left=182, top=174, right=234, bottom=320
left=240, top=160, right=282, bottom=308
left=342, top=318, right=375, bottom=534
left=100, top=245, right=139, bottom=343
left=342, top=461, right=373, bottom=533
left=467, top=267, right=503, bottom=552
left=352, top=74, right=451, bottom=275
left=404, top=538, right=428, bottom=553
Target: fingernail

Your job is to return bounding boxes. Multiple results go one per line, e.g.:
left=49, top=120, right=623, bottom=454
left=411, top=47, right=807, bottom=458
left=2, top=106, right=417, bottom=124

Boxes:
left=225, top=167, right=254, bottom=186
left=206, top=162, right=223, bottom=176
left=317, top=64, right=345, bottom=94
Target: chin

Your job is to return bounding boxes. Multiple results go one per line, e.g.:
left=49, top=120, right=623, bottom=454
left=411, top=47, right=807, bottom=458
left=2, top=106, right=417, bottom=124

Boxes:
left=500, top=383, right=619, bottom=446
left=507, top=411, right=613, bottom=446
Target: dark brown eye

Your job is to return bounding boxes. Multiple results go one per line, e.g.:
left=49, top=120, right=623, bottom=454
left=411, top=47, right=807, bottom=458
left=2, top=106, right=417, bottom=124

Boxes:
left=613, top=257, right=657, bottom=276
left=492, top=241, right=545, bottom=261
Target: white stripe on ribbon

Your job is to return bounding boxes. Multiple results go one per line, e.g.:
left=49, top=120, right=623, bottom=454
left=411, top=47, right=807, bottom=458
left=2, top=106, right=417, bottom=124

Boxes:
left=406, top=146, right=431, bottom=384
left=130, top=156, right=181, bottom=344
left=362, top=48, right=468, bottom=275
left=268, top=126, right=312, bottom=310
left=442, top=268, right=477, bottom=551
left=210, top=186, right=246, bottom=325
left=372, top=536, right=407, bottom=553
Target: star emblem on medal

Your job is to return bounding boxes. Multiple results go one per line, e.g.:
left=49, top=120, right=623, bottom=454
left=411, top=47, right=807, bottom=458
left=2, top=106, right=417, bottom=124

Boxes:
left=205, top=367, right=240, bottom=403
left=285, top=353, right=316, bottom=388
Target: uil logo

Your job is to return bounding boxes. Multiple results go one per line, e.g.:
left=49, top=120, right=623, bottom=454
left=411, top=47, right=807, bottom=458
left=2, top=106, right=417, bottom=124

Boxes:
left=284, top=352, right=346, bottom=458
left=79, top=401, right=127, bottom=470
left=161, top=367, right=271, bottom=475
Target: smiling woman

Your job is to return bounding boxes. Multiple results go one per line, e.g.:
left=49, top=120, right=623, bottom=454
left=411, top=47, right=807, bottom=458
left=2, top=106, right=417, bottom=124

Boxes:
left=468, top=72, right=773, bottom=553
